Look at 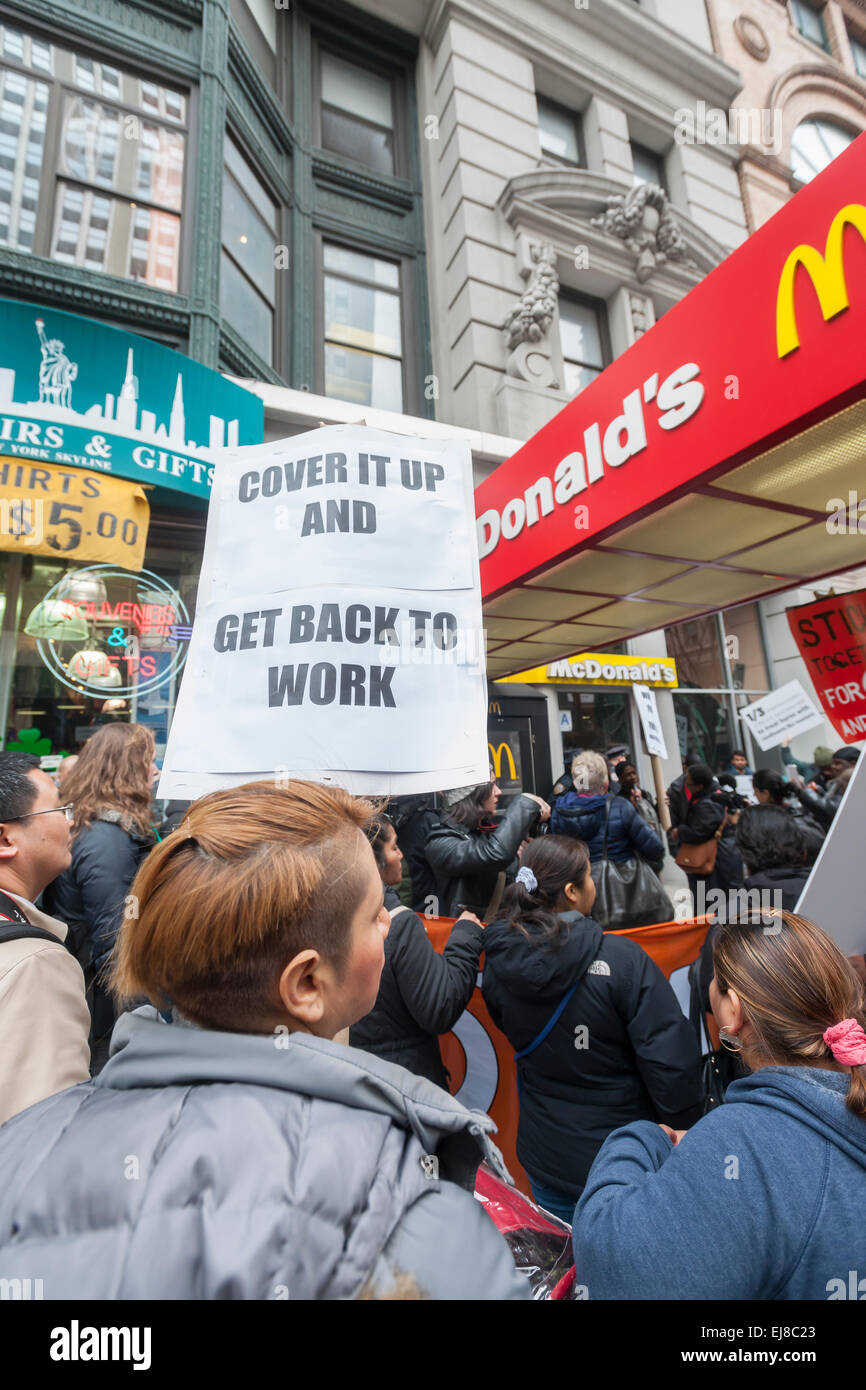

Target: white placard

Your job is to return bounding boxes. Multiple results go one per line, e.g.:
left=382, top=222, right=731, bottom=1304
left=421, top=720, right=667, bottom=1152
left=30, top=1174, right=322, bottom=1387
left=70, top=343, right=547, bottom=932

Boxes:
left=738, top=679, right=824, bottom=752
left=158, top=425, right=489, bottom=798
left=796, top=751, right=866, bottom=953
left=559, top=710, right=573, bottom=732
left=735, top=775, right=755, bottom=802
left=633, top=683, right=668, bottom=759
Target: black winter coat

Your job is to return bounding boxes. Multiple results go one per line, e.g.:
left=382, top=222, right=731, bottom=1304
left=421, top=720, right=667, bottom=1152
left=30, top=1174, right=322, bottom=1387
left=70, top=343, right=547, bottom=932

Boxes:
left=743, top=865, right=810, bottom=914
left=44, top=817, right=153, bottom=1045
left=423, top=795, right=541, bottom=918
left=793, top=779, right=843, bottom=828
left=481, top=911, right=703, bottom=1199
left=667, top=776, right=744, bottom=889
left=350, top=888, right=482, bottom=1087
left=550, top=792, right=664, bottom=864
left=388, top=797, right=440, bottom=912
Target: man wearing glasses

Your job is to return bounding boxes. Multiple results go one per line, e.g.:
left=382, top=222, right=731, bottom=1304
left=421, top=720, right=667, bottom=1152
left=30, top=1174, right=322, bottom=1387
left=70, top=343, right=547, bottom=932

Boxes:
left=0, top=752, right=90, bottom=1125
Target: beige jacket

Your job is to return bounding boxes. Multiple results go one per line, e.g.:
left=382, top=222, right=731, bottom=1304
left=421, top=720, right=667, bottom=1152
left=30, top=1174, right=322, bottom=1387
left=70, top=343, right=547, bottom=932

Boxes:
left=0, top=892, right=91, bottom=1126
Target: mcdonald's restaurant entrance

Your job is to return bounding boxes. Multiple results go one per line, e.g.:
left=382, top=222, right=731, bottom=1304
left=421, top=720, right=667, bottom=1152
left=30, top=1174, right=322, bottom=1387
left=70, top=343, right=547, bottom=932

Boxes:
left=486, top=685, right=552, bottom=800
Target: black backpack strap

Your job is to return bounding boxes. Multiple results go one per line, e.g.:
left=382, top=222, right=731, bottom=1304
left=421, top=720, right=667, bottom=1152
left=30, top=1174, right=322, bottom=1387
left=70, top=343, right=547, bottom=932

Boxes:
left=0, top=921, right=60, bottom=946
left=0, top=888, right=31, bottom=925
left=0, top=890, right=62, bottom=946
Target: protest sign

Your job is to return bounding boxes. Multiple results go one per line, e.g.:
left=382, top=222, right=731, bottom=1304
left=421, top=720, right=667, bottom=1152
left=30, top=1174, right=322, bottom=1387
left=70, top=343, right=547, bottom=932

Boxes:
left=796, top=750, right=866, bottom=953
left=738, top=679, right=823, bottom=752
left=786, top=588, right=866, bottom=743
left=633, top=683, right=667, bottom=759
left=158, top=425, right=488, bottom=797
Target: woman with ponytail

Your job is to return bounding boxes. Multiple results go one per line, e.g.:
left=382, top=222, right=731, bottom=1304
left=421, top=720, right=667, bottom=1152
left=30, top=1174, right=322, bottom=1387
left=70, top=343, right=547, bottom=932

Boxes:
left=574, top=910, right=866, bottom=1299
left=481, top=835, right=702, bottom=1224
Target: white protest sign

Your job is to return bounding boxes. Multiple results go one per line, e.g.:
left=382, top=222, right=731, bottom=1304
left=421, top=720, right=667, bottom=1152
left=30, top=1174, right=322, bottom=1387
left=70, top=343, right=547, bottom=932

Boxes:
left=796, top=750, right=866, bottom=954
left=633, top=683, right=668, bottom=759
left=158, top=425, right=488, bottom=797
left=738, top=679, right=824, bottom=752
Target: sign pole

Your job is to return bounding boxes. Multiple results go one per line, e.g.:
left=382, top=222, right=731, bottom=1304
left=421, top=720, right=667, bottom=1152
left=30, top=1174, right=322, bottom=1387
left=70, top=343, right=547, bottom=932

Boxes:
left=650, top=752, right=671, bottom=832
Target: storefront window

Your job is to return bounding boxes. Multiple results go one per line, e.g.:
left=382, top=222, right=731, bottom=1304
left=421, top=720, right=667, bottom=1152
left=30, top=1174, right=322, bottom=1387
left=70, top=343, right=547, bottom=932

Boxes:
left=667, top=603, right=770, bottom=772
left=720, top=602, right=769, bottom=692
left=666, top=613, right=724, bottom=690
left=556, top=688, right=631, bottom=762
left=1, top=512, right=203, bottom=766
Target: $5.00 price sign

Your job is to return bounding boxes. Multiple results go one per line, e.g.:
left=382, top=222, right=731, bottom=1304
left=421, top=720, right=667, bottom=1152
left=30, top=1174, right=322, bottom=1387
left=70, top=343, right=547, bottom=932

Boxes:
left=0, top=458, right=149, bottom=569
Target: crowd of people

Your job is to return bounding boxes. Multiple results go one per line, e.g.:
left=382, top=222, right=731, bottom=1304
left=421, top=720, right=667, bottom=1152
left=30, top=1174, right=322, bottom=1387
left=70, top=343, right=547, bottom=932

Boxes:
left=0, top=729, right=864, bottom=1301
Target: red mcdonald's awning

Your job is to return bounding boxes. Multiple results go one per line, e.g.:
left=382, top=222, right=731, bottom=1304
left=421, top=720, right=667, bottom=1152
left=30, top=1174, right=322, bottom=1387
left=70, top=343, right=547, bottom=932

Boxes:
left=477, top=134, right=866, bottom=679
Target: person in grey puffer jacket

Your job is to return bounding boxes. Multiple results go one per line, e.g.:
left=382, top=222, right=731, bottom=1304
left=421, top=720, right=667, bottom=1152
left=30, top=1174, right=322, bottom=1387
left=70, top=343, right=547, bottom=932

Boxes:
left=0, top=779, right=528, bottom=1302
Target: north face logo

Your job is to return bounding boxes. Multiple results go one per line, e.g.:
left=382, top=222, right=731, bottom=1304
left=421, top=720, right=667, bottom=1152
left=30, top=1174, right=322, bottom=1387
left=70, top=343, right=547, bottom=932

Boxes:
left=587, top=959, right=610, bottom=976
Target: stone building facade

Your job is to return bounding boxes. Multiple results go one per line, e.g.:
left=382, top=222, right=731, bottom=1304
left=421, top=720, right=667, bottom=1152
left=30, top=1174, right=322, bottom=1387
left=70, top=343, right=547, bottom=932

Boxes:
left=704, top=0, right=866, bottom=229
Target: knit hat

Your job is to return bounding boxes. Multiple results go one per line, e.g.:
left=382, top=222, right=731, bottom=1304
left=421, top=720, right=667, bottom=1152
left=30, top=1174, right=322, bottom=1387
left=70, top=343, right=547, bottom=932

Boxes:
left=812, top=746, right=834, bottom=767
left=832, top=747, right=860, bottom=763
left=440, top=783, right=480, bottom=808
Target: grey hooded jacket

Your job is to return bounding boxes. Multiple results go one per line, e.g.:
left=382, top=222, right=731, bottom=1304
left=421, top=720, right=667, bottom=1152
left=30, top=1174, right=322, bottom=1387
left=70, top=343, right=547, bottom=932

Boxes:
left=0, top=1008, right=529, bottom=1301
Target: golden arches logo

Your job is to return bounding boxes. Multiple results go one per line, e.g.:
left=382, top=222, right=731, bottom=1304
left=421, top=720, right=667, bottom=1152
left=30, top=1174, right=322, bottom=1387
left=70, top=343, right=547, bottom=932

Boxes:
left=489, top=741, right=517, bottom=781
left=776, top=203, right=866, bottom=358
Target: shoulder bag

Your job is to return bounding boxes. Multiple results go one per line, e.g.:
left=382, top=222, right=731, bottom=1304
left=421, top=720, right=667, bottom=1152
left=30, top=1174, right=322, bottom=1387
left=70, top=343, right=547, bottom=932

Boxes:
left=593, top=799, right=674, bottom=930
left=675, top=807, right=728, bottom=876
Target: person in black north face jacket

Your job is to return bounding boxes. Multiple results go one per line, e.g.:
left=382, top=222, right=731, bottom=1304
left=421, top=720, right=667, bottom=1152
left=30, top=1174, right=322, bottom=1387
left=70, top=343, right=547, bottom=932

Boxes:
left=481, top=835, right=702, bottom=1224
left=350, top=814, right=484, bottom=1087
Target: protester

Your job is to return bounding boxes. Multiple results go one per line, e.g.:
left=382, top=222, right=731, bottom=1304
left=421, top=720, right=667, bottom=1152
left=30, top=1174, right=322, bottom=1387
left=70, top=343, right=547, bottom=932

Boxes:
left=549, top=748, right=584, bottom=804
left=481, top=835, right=703, bottom=1225
left=667, top=761, right=744, bottom=912
left=0, top=752, right=90, bottom=1126
left=616, top=761, right=663, bottom=846
left=386, top=793, right=440, bottom=911
left=0, top=781, right=528, bottom=1300
left=573, top=910, right=866, bottom=1299
left=724, top=748, right=753, bottom=776
left=735, top=804, right=811, bottom=913
left=43, top=723, right=158, bottom=1073
left=55, top=754, right=78, bottom=792
left=606, top=744, right=630, bottom=790
left=424, top=780, right=549, bottom=918
left=792, top=748, right=859, bottom=829
left=781, top=738, right=834, bottom=789
left=551, top=751, right=664, bottom=867
left=751, top=768, right=824, bottom=862
left=350, top=812, right=484, bottom=1086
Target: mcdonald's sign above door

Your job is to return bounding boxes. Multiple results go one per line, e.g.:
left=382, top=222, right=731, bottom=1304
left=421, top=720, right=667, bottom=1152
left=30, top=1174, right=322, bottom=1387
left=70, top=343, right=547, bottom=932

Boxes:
left=477, top=132, right=866, bottom=620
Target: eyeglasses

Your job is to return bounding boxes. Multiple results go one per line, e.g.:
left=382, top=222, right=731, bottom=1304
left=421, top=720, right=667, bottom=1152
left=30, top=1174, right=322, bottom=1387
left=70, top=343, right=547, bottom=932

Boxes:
left=10, top=803, right=74, bottom=824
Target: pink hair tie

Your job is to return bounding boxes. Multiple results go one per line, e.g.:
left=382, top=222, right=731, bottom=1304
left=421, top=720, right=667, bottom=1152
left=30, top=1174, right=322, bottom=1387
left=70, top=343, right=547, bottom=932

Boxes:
left=823, top=1019, right=866, bottom=1066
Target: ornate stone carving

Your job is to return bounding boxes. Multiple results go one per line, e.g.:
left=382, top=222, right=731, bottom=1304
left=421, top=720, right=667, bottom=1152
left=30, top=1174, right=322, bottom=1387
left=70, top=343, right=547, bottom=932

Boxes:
left=501, top=241, right=560, bottom=387
left=591, top=184, right=695, bottom=283
left=734, top=15, right=770, bottom=63
left=629, top=292, right=654, bottom=338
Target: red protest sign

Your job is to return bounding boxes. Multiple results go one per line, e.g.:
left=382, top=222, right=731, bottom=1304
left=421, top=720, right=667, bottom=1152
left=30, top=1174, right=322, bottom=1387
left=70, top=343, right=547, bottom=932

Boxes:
left=786, top=589, right=866, bottom=743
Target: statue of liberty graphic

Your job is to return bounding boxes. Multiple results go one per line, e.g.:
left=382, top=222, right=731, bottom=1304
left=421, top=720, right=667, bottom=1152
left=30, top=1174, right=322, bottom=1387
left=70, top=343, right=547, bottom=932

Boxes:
left=35, top=317, right=78, bottom=409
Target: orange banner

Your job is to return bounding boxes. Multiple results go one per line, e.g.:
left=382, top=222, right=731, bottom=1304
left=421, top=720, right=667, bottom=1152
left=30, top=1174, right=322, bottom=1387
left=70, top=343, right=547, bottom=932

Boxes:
left=428, top=916, right=712, bottom=1195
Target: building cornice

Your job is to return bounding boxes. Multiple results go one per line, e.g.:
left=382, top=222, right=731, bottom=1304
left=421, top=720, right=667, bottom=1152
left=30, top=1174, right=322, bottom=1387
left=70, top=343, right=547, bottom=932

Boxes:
left=424, top=0, right=743, bottom=112
left=1, top=0, right=200, bottom=74
left=0, top=251, right=191, bottom=330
